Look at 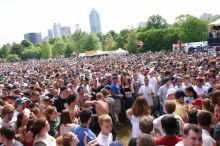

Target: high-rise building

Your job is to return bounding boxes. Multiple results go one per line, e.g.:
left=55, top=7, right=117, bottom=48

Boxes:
left=53, top=23, right=61, bottom=37
left=48, top=29, right=53, bottom=40
left=89, top=8, right=101, bottom=33
left=24, top=32, right=42, bottom=44
left=60, top=26, right=71, bottom=36
left=200, top=13, right=212, bottom=20
left=75, top=24, right=80, bottom=31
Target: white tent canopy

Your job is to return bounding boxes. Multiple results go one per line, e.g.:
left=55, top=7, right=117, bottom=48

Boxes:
left=209, top=19, right=220, bottom=27
left=96, top=50, right=108, bottom=55
left=111, top=48, right=129, bottom=55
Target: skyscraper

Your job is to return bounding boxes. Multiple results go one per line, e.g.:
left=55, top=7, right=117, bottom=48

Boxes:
left=75, top=24, right=80, bottom=31
left=53, top=23, right=61, bottom=37
left=60, top=26, right=71, bottom=36
left=24, top=32, right=42, bottom=44
left=48, top=29, right=53, bottom=40
left=89, top=8, right=101, bottom=33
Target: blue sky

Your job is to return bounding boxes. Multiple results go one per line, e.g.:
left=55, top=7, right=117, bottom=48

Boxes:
left=0, top=0, right=219, bottom=46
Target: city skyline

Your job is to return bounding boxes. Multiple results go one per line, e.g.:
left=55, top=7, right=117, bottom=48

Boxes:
left=0, top=0, right=220, bottom=46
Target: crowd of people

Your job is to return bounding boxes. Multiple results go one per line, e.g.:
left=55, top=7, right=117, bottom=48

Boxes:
left=0, top=51, right=220, bottom=146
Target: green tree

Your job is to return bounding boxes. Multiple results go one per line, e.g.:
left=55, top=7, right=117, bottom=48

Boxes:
left=20, top=40, right=32, bottom=48
left=84, top=34, right=102, bottom=51
left=5, top=54, right=21, bottom=62
left=21, top=46, right=40, bottom=60
left=174, top=14, right=191, bottom=27
left=11, top=43, right=23, bottom=56
left=179, top=16, right=208, bottom=42
left=52, top=39, right=66, bottom=57
left=103, top=34, right=116, bottom=51
left=138, top=28, right=179, bottom=52
left=40, top=41, right=52, bottom=59
left=64, top=43, right=73, bottom=58
left=115, top=29, right=129, bottom=49
left=115, top=36, right=125, bottom=48
left=125, top=30, right=138, bottom=53
left=146, top=15, right=168, bottom=29
left=71, top=30, right=88, bottom=53
left=107, top=30, right=118, bottom=41
left=1, top=45, right=10, bottom=58
left=209, top=15, right=220, bottom=22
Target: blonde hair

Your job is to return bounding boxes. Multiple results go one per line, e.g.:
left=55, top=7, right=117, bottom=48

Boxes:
left=164, top=100, right=176, bottom=114
left=98, top=114, right=112, bottom=125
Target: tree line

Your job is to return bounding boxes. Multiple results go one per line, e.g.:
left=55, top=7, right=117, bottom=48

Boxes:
left=0, top=14, right=218, bottom=62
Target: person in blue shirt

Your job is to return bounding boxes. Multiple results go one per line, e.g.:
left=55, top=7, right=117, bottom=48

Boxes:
left=73, top=108, right=96, bottom=146
left=111, top=76, right=123, bottom=125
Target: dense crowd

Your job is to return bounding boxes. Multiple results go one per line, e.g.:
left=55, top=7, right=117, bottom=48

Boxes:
left=0, top=51, right=220, bottom=146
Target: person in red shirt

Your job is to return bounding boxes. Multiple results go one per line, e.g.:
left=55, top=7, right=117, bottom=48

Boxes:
left=156, top=116, right=183, bottom=146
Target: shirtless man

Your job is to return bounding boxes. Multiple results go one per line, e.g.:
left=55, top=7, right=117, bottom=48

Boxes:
left=85, top=92, right=109, bottom=116
left=85, top=92, right=109, bottom=133
left=77, top=87, right=91, bottom=109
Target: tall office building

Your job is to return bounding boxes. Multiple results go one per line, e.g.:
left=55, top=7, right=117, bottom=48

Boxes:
left=75, top=24, right=80, bottom=31
left=24, top=32, right=42, bottom=44
left=89, top=8, right=101, bottom=33
left=48, top=29, right=53, bottom=40
left=53, top=23, right=61, bottom=37
left=60, top=26, right=71, bottom=36
left=200, top=13, right=212, bottom=20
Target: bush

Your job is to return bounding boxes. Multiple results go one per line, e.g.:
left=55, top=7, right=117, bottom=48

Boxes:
left=5, top=54, right=21, bottom=62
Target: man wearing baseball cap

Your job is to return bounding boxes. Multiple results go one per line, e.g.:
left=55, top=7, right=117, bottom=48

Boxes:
left=11, top=98, right=27, bottom=122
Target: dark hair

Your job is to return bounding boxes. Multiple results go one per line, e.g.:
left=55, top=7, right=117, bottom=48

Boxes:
left=185, top=86, right=199, bottom=99
left=0, top=126, right=15, bottom=140
left=67, top=94, right=77, bottom=105
left=184, top=124, right=202, bottom=136
left=164, top=77, right=171, bottom=84
left=197, top=110, right=212, bottom=127
left=79, top=108, right=92, bottom=124
left=26, top=119, right=35, bottom=132
left=212, top=90, right=220, bottom=105
left=16, top=113, right=25, bottom=129
left=165, top=71, right=171, bottom=77
left=175, top=90, right=185, bottom=99
left=161, top=116, right=178, bottom=135
left=77, top=86, right=83, bottom=93
left=32, top=118, right=47, bottom=136
left=60, top=110, right=72, bottom=125
left=188, top=109, right=198, bottom=124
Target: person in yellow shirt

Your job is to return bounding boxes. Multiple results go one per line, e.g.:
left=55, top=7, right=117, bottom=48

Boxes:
left=174, top=90, right=189, bottom=123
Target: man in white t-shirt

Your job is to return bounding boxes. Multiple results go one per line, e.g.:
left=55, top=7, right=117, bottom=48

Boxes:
left=138, top=77, right=154, bottom=107
left=197, top=110, right=216, bottom=146
left=193, top=77, right=208, bottom=97
left=97, top=114, right=113, bottom=146
left=148, top=71, right=160, bottom=94
left=153, top=100, right=184, bottom=137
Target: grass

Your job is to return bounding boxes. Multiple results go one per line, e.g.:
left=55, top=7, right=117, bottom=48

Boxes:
left=116, top=121, right=132, bottom=146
